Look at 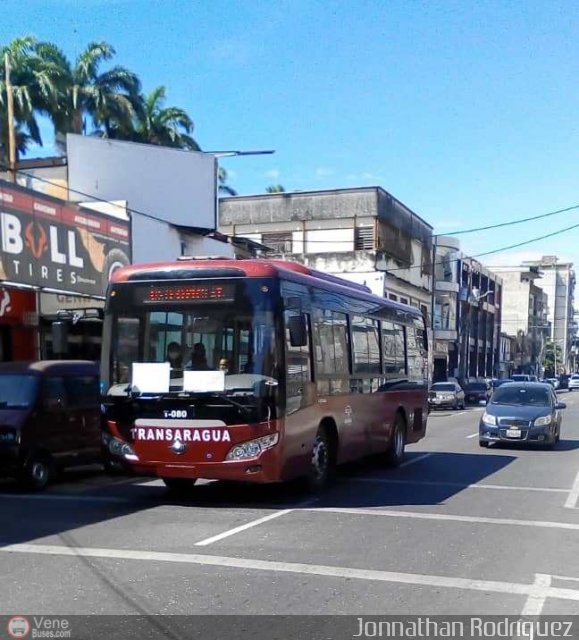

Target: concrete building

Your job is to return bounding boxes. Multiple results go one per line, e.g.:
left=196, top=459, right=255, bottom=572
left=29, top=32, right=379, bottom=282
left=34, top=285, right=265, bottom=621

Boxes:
left=495, top=257, right=575, bottom=373
left=219, top=187, right=434, bottom=319
left=431, top=237, right=503, bottom=382
left=491, top=266, right=549, bottom=375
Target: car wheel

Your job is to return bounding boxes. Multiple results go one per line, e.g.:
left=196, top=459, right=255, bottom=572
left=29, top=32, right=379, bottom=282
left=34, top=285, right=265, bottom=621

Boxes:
left=479, top=440, right=489, bottom=448
left=162, top=478, right=197, bottom=494
left=385, top=414, right=406, bottom=467
left=307, top=424, right=336, bottom=491
left=18, top=453, right=53, bottom=491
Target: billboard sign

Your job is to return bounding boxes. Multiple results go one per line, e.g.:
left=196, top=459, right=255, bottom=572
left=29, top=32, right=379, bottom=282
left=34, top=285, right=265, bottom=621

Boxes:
left=0, top=180, right=131, bottom=297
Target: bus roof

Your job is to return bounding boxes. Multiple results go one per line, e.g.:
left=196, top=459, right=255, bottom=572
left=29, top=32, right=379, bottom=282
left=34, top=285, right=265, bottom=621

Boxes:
left=110, top=258, right=424, bottom=320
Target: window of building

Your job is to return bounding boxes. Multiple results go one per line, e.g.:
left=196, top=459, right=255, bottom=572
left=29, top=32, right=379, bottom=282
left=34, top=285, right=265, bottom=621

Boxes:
left=355, top=226, right=374, bottom=251
left=388, top=293, right=398, bottom=301
left=262, top=232, right=293, bottom=254
left=400, top=297, right=409, bottom=305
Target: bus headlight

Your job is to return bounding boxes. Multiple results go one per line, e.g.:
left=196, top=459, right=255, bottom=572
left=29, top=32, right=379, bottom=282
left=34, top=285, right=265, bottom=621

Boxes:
left=226, top=433, right=279, bottom=461
left=107, top=436, right=137, bottom=459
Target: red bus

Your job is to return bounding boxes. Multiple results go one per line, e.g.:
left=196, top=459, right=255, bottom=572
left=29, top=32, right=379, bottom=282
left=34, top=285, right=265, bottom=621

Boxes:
left=100, top=258, right=429, bottom=491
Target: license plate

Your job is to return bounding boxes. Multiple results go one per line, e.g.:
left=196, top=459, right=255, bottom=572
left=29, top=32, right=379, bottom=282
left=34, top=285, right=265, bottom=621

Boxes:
left=506, top=428, right=521, bottom=438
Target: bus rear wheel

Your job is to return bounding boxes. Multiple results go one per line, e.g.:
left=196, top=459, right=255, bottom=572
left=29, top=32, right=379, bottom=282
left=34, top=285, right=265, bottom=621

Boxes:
left=307, top=424, right=335, bottom=491
left=162, top=478, right=197, bottom=494
left=385, top=414, right=406, bottom=467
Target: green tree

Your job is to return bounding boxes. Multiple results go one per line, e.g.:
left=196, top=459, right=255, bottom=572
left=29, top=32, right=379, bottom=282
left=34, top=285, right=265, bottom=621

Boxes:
left=218, top=166, right=237, bottom=196
left=542, top=340, right=563, bottom=376
left=265, top=184, right=285, bottom=193
left=35, top=40, right=140, bottom=145
left=0, top=36, right=60, bottom=162
left=129, top=85, right=200, bottom=150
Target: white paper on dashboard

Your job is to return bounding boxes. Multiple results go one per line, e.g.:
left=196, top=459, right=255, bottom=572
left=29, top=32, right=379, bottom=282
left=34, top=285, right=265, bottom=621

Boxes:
left=131, top=362, right=170, bottom=393
left=183, top=370, right=225, bottom=392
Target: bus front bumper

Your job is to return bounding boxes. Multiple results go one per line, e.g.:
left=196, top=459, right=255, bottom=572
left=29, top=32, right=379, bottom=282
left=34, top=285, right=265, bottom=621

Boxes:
left=129, top=449, right=283, bottom=484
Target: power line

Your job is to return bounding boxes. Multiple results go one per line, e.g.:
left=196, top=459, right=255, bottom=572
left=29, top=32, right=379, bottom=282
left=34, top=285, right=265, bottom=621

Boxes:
left=1, top=165, right=577, bottom=280
left=435, top=203, right=579, bottom=237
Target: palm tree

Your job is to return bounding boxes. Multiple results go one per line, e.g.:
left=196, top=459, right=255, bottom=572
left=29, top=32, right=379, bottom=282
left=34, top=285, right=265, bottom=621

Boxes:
left=35, top=41, right=140, bottom=146
left=130, top=85, right=200, bottom=150
left=218, top=166, right=237, bottom=196
left=265, top=184, right=285, bottom=193
left=0, top=36, right=60, bottom=163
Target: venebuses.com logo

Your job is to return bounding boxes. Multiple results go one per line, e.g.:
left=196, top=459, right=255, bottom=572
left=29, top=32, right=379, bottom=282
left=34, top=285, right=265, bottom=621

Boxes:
left=6, top=616, right=71, bottom=639
left=7, top=617, right=30, bottom=639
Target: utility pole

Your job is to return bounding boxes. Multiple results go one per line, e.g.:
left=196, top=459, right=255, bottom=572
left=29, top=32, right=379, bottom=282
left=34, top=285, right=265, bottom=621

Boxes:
left=4, top=52, right=16, bottom=183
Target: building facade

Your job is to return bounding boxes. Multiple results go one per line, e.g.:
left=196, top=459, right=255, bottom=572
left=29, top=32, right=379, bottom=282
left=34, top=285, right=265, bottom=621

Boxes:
left=519, top=257, right=575, bottom=372
left=219, top=187, right=434, bottom=319
left=492, top=266, right=549, bottom=375
left=431, top=237, right=503, bottom=382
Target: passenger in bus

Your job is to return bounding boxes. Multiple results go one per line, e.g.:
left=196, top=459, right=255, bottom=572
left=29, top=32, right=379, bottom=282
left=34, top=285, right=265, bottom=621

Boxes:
left=166, top=342, right=183, bottom=369
left=218, top=358, right=230, bottom=374
left=189, top=342, right=211, bottom=370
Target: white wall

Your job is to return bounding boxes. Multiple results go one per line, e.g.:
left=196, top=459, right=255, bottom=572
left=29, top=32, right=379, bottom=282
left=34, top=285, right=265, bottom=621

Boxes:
left=67, top=135, right=216, bottom=229
left=131, top=217, right=235, bottom=264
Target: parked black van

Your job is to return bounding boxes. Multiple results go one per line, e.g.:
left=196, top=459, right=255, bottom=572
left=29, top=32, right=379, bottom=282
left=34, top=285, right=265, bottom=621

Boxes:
left=0, top=361, right=101, bottom=490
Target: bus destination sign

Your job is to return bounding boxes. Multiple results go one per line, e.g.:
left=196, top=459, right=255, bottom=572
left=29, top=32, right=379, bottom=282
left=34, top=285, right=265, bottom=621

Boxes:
left=139, top=283, right=235, bottom=304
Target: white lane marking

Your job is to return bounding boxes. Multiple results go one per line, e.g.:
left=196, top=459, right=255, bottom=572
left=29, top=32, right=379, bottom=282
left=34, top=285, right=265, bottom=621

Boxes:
left=564, top=470, right=579, bottom=509
left=303, top=507, right=579, bottom=532
left=521, top=574, right=551, bottom=616
left=466, top=432, right=479, bottom=439
left=195, top=498, right=318, bottom=546
left=349, top=477, right=568, bottom=493
left=400, top=453, right=433, bottom=468
left=3, top=543, right=579, bottom=602
left=195, top=510, right=293, bottom=546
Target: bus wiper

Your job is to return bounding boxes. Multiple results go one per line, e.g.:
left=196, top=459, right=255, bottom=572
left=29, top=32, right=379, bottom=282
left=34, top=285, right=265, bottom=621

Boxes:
left=173, top=391, right=254, bottom=417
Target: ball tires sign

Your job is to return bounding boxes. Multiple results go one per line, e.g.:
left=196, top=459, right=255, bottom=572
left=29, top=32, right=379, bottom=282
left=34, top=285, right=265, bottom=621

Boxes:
left=0, top=181, right=130, bottom=297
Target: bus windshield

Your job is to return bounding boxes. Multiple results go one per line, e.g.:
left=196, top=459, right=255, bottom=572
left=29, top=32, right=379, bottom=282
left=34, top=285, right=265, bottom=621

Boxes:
left=103, top=304, right=279, bottom=397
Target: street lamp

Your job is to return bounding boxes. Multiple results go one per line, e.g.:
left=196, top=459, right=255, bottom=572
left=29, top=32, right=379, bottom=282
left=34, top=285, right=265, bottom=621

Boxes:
left=205, top=150, right=275, bottom=158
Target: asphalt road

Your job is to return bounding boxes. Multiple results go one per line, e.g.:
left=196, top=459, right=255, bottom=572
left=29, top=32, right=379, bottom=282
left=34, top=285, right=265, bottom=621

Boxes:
left=2, top=392, right=579, bottom=620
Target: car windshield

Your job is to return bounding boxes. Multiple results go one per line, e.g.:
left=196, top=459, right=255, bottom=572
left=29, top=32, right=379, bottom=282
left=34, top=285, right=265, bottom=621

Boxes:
left=466, top=383, right=486, bottom=390
left=0, top=375, right=38, bottom=408
left=511, top=375, right=529, bottom=381
left=491, top=386, right=550, bottom=406
left=432, top=383, right=455, bottom=391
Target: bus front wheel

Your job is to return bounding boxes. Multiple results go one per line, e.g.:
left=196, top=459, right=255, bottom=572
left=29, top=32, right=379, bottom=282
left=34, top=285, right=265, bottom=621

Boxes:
left=385, top=414, right=406, bottom=467
left=307, top=424, right=335, bottom=491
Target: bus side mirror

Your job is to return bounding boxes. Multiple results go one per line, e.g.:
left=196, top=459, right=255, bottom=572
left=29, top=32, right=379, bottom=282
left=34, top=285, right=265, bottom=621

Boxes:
left=52, top=321, right=69, bottom=356
left=288, top=315, right=307, bottom=347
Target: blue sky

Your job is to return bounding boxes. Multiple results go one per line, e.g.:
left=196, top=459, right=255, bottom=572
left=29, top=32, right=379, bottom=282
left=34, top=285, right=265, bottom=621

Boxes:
left=3, top=0, right=579, bottom=264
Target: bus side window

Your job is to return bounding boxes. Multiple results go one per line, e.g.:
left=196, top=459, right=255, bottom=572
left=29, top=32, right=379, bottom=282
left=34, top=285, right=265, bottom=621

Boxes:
left=285, top=311, right=312, bottom=411
left=406, top=324, right=425, bottom=384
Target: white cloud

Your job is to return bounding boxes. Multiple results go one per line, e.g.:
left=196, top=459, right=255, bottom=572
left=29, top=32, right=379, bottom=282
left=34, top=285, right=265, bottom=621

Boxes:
left=264, top=169, right=280, bottom=180
left=361, top=172, right=384, bottom=181
left=210, top=40, right=252, bottom=65
left=315, top=167, right=334, bottom=177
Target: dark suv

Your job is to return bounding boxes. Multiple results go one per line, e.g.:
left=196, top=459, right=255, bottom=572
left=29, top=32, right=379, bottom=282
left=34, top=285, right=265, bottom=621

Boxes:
left=0, top=360, right=101, bottom=490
